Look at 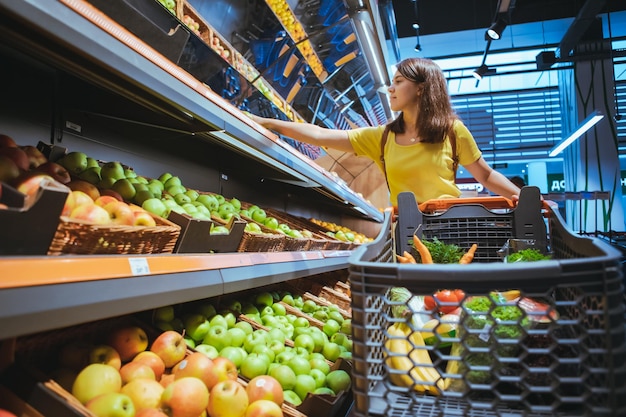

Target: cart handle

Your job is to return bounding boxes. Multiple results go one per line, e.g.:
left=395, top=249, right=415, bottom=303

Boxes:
left=417, top=196, right=516, bottom=213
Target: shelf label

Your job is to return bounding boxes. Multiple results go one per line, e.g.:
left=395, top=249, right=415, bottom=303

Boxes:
left=128, top=258, right=150, bottom=275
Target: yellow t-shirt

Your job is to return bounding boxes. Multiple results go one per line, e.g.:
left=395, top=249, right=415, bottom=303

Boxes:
left=347, top=120, right=482, bottom=206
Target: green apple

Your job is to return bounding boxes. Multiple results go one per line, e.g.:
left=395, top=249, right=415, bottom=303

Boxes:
left=302, top=300, right=318, bottom=314
left=269, top=364, right=297, bottom=391
left=313, top=387, right=335, bottom=395
left=133, top=189, right=154, bottom=206
left=283, top=389, right=302, bottom=406
left=251, top=209, right=267, bottom=224
left=194, top=343, right=219, bottom=359
left=287, top=229, right=304, bottom=239
left=293, top=317, right=310, bottom=329
left=328, top=310, right=344, bottom=324
left=85, top=392, right=135, bottom=417
left=153, top=305, right=175, bottom=323
left=111, top=178, right=136, bottom=201
left=59, top=151, right=88, bottom=176
left=101, top=161, right=126, bottom=181
left=287, top=355, right=311, bottom=376
left=330, top=332, right=348, bottom=348
left=98, top=177, right=116, bottom=190
left=260, top=305, right=274, bottom=317
left=240, top=209, right=251, bottom=218
left=218, top=202, right=236, bottom=219
left=271, top=303, right=286, bottom=316
left=210, top=225, right=230, bottom=235
left=183, top=313, right=211, bottom=342
left=278, top=223, right=291, bottom=234
left=135, top=176, right=148, bottom=184
left=214, top=194, right=225, bottom=205
left=323, top=319, right=341, bottom=338
left=243, top=330, right=269, bottom=354
left=164, top=176, right=182, bottom=189
left=313, top=310, right=329, bottom=322
left=181, top=203, right=198, bottom=215
left=244, top=222, right=262, bottom=234
left=267, top=328, right=286, bottom=344
left=240, top=353, right=269, bottom=379
left=294, top=334, right=315, bottom=354
left=142, top=198, right=168, bottom=218
left=255, top=292, right=274, bottom=307
left=252, top=344, right=276, bottom=363
left=221, top=311, right=237, bottom=328
left=158, top=172, right=173, bottom=184
left=282, top=294, right=295, bottom=306
left=226, top=327, right=247, bottom=348
left=309, top=328, right=328, bottom=354
left=309, top=356, right=331, bottom=375
left=196, top=302, right=217, bottom=319
left=226, top=299, right=242, bottom=314
left=78, top=166, right=101, bottom=184
left=202, top=325, right=231, bottom=352
left=72, top=363, right=122, bottom=404
left=309, top=368, right=327, bottom=388
left=241, top=303, right=259, bottom=315
left=166, top=184, right=186, bottom=197
left=234, top=320, right=253, bottom=336
left=123, top=168, right=137, bottom=179
left=209, top=314, right=229, bottom=329
left=267, top=339, right=286, bottom=357
left=86, top=157, right=99, bottom=168
left=196, top=194, right=219, bottom=212
left=274, top=350, right=295, bottom=365
left=182, top=189, right=198, bottom=201
left=184, top=336, right=196, bottom=349
left=147, top=179, right=164, bottom=194
left=219, top=346, right=246, bottom=368
left=326, top=369, right=351, bottom=393
left=294, top=374, right=317, bottom=401
left=174, top=192, right=192, bottom=205
left=263, top=217, right=278, bottom=230
left=322, top=342, right=342, bottom=362
left=229, top=198, right=241, bottom=211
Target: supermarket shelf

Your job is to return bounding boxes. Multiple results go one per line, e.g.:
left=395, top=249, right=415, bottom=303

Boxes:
left=0, top=0, right=381, bottom=222
left=0, top=250, right=351, bottom=339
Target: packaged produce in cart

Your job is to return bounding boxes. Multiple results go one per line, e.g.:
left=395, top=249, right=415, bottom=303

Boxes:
left=347, top=188, right=626, bottom=417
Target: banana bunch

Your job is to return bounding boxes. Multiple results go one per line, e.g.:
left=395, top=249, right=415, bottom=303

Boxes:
left=384, top=322, right=444, bottom=395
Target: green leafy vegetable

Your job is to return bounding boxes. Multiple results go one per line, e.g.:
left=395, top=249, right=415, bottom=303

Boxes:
left=506, top=248, right=551, bottom=263
left=410, top=237, right=465, bottom=264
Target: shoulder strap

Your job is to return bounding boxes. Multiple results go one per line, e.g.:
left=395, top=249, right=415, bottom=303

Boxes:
left=380, top=125, right=391, bottom=190
left=449, top=127, right=459, bottom=182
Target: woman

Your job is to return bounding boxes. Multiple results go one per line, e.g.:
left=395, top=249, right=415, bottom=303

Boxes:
left=249, top=58, right=520, bottom=206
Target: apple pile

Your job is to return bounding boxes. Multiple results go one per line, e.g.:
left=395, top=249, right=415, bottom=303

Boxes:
left=156, top=0, right=176, bottom=15
left=53, top=324, right=285, bottom=417
left=309, top=218, right=372, bottom=244
left=62, top=190, right=158, bottom=226
left=153, top=291, right=352, bottom=408
left=182, top=14, right=201, bottom=36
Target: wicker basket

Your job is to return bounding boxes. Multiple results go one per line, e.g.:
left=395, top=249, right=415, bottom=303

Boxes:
left=47, top=213, right=181, bottom=255
left=237, top=214, right=292, bottom=252
left=263, top=208, right=333, bottom=251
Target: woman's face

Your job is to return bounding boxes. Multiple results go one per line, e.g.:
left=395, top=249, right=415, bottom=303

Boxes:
left=387, top=71, right=421, bottom=113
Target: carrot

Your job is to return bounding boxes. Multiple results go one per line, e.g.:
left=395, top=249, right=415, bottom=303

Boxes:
left=412, top=234, right=433, bottom=264
left=402, top=251, right=417, bottom=264
left=396, top=253, right=410, bottom=263
left=459, top=243, right=478, bottom=264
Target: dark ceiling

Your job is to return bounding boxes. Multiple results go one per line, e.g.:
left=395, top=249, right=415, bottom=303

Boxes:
left=390, top=0, right=625, bottom=39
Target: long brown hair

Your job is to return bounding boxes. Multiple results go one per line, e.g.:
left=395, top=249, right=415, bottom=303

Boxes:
left=387, top=58, right=457, bottom=143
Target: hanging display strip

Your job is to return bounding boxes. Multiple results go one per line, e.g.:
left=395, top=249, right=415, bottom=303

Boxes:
left=264, top=0, right=328, bottom=81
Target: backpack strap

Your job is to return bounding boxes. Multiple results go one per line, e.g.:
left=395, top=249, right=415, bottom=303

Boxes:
left=449, top=126, right=459, bottom=182
left=380, top=125, right=391, bottom=190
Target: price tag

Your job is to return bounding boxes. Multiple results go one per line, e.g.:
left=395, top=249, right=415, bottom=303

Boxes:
left=128, top=257, right=150, bottom=276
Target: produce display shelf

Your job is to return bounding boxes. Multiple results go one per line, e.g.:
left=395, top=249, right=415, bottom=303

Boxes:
left=0, top=250, right=351, bottom=340
left=1, top=0, right=381, bottom=222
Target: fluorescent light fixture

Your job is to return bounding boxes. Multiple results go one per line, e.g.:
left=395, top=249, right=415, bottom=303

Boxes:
left=549, top=110, right=604, bottom=157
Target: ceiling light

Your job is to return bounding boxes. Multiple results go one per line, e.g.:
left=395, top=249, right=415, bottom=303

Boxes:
left=549, top=111, right=604, bottom=157
left=472, top=64, right=489, bottom=80
left=412, top=23, right=419, bottom=30
left=414, top=42, right=422, bottom=52
left=485, top=18, right=507, bottom=40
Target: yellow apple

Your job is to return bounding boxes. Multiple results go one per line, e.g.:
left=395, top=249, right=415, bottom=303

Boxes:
left=72, top=363, right=122, bottom=404
left=85, top=392, right=135, bottom=417
left=132, top=351, right=166, bottom=380
left=207, top=380, right=249, bottom=417
left=120, top=378, right=164, bottom=412
left=88, top=344, right=122, bottom=370
left=119, top=361, right=155, bottom=384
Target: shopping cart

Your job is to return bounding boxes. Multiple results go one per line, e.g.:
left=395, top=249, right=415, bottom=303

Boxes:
left=348, top=188, right=626, bottom=416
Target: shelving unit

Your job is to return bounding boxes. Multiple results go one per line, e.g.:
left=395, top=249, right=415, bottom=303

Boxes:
left=0, top=0, right=377, bottom=343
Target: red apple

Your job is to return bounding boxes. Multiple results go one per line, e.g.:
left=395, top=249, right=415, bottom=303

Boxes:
left=135, top=409, right=169, bottom=417
left=0, top=146, right=29, bottom=171
left=13, top=172, right=56, bottom=200
left=207, top=380, right=249, bottom=417
left=132, top=351, right=166, bottom=380
left=95, top=195, right=120, bottom=208
left=245, top=399, right=283, bottom=417
left=159, top=373, right=175, bottom=388
left=88, top=344, right=122, bottom=370
left=150, top=330, right=187, bottom=368
left=35, top=161, right=71, bottom=184
left=159, top=376, right=209, bottom=417
left=108, top=326, right=149, bottom=362
left=121, top=378, right=164, bottom=413
left=119, top=361, right=156, bottom=384
left=67, top=179, right=100, bottom=201
left=103, top=200, right=135, bottom=225
left=134, top=210, right=157, bottom=226
left=245, top=375, right=284, bottom=406
left=0, top=134, right=17, bottom=148
left=206, top=356, right=238, bottom=391
left=69, top=202, right=110, bottom=225
left=63, top=190, right=95, bottom=217
left=0, top=155, right=22, bottom=183
left=172, top=352, right=215, bottom=390
left=20, top=145, right=47, bottom=169
left=99, top=188, right=124, bottom=201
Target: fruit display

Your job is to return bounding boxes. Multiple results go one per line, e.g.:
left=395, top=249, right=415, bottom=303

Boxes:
left=151, top=289, right=352, bottom=410
left=308, top=218, right=372, bottom=244
left=264, top=0, right=326, bottom=80
left=156, top=0, right=176, bottom=15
